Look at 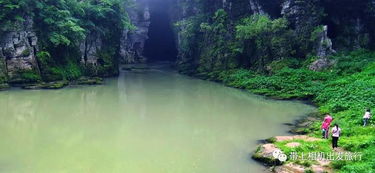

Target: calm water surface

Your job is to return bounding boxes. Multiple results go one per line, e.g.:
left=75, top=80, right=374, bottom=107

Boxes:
left=0, top=64, right=315, bottom=173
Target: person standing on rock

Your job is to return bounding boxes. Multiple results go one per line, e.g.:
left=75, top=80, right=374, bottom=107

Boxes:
left=321, top=114, right=333, bottom=139
left=331, top=124, right=341, bottom=149
left=363, top=109, right=371, bottom=126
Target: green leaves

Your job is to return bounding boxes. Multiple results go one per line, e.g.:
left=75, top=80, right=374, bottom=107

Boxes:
left=236, top=15, right=288, bottom=40
left=3, top=3, right=19, bottom=9
left=26, top=0, right=131, bottom=80
left=35, top=0, right=86, bottom=46
left=0, top=0, right=31, bottom=31
left=213, top=50, right=375, bottom=172
left=236, top=15, right=271, bottom=39
left=235, top=14, right=293, bottom=70
left=49, top=32, right=71, bottom=46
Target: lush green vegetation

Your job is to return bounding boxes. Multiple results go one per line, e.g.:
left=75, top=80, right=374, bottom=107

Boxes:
left=1, top=0, right=374, bottom=171
left=199, top=49, right=375, bottom=172
left=176, top=9, right=324, bottom=75
left=175, top=7, right=375, bottom=171
left=0, top=58, right=6, bottom=85
left=236, top=15, right=294, bottom=70
left=175, top=9, right=240, bottom=74
left=274, top=139, right=333, bottom=168
left=34, top=0, right=131, bottom=80
left=0, top=0, right=132, bottom=83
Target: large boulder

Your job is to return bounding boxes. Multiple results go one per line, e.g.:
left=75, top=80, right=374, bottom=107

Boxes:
left=309, top=58, right=335, bottom=71
left=252, top=143, right=283, bottom=165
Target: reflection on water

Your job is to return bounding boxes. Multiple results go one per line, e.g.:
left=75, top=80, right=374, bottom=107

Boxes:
left=0, top=65, right=315, bottom=173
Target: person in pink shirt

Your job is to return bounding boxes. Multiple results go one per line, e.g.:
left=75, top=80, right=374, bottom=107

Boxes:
left=324, top=114, right=333, bottom=124
left=321, top=114, right=333, bottom=139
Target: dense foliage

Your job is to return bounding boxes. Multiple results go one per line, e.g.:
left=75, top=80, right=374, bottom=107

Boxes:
left=175, top=6, right=375, bottom=171
left=0, top=0, right=32, bottom=32
left=1, top=0, right=375, bottom=171
left=0, top=0, right=132, bottom=82
left=205, top=49, right=375, bottom=172
left=236, top=15, right=293, bottom=70
left=176, top=9, right=321, bottom=74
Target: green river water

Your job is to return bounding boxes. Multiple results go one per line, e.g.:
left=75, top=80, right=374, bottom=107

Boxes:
left=0, top=64, right=315, bottom=173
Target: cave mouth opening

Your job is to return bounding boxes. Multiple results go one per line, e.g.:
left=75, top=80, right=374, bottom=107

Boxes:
left=143, top=0, right=178, bottom=63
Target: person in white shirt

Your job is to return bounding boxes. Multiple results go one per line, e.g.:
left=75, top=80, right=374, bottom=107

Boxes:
left=331, top=124, right=341, bottom=149
left=363, top=109, right=371, bottom=126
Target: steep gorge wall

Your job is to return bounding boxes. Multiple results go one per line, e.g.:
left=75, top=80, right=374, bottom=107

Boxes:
left=120, top=0, right=150, bottom=64
left=172, top=0, right=375, bottom=74
left=1, top=0, right=374, bottom=88
left=322, top=0, right=375, bottom=49
left=0, top=18, right=118, bottom=88
left=0, top=0, right=130, bottom=88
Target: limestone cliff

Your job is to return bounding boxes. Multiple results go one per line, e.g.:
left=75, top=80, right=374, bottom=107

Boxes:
left=120, top=0, right=150, bottom=64
left=173, top=0, right=375, bottom=73
left=0, top=17, right=40, bottom=84
left=80, top=32, right=102, bottom=67
left=0, top=0, right=375, bottom=86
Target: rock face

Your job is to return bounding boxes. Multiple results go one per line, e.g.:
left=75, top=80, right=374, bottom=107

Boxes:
left=274, top=163, right=306, bottom=173
left=322, top=0, right=375, bottom=50
left=252, top=143, right=283, bottom=165
left=120, top=0, right=150, bottom=64
left=0, top=17, right=40, bottom=83
left=315, top=26, right=335, bottom=59
left=309, top=26, right=336, bottom=71
left=173, top=0, right=375, bottom=74
left=249, top=0, right=265, bottom=15
left=173, top=0, right=267, bottom=72
left=281, top=0, right=322, bottom=31
left=254, top=136, right=331, bottom=173
left=80, top=32, right=102, bottom=66
left=0, top=53, right=8, bottom=88
left=274, top=135, right=321, bottom=142
left=309, top=58, right=335, bottom=71
left=172, top=0, right=202, bottom=71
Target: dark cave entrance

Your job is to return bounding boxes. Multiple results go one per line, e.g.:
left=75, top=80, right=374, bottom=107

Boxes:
left=143, top=0, right=178, bottom=62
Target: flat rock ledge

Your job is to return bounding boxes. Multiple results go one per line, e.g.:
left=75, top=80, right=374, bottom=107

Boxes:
left=22, top=81, right=69, bottom=89
left=19, top=77, right=103, bottom=90
left=253, top=135, right=332, bottom=173
left=252, top=143, right=283, bottom=166
left=0, top=83, right=9, bottom=90
left=274, top=135, right=322, bottom=142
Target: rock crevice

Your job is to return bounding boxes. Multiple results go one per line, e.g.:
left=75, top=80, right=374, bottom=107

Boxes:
left=0, top=17, right=40, bottom=83
left=120, top=0, right=150, bottom=64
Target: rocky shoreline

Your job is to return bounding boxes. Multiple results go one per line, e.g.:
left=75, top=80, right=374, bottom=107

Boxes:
left=252, top=112, right=337, bottom=173
left=0, top=77, right=103, bottom=91
left=253, top=134, right=332, bottom=173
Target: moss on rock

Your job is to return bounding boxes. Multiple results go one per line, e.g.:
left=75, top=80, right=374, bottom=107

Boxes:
left=252, top=144, right=283, bottom=166
left=9, top=70, right=41, bottom=84
left=41, top=81, right=69, bottom=89
left=75, top=77, right=103, bottom=85
left=22, top=80, right=69, bottom=90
